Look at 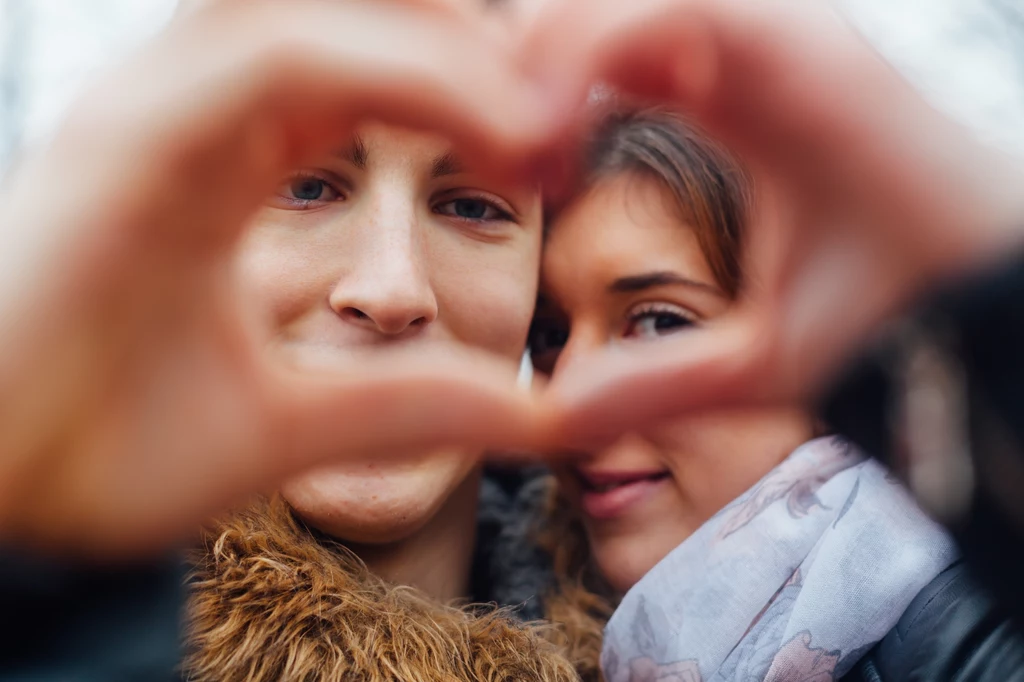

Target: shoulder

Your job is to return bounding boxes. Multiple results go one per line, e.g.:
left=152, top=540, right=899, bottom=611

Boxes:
left=183, top=496, right=377, bottom=681
left=185, top=494, right=580, bottom=682
left=0, top=549, right=182, bottom=681
left=851, top=562, right=1024, bottom=682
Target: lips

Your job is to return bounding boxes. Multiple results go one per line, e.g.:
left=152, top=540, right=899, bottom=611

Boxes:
left=576, top=468, right=670, bottom=520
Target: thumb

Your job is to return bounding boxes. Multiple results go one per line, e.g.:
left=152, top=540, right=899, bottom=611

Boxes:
left=262, top=346, right=546, bottom=480
left=542, top=315, right=774, bottom=448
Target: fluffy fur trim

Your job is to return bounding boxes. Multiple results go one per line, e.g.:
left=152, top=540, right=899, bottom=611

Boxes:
left=183, top=496, right=580, bottom=682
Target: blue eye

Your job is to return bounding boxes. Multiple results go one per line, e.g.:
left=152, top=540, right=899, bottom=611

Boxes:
left=290, top=177, right=327, bottom=201
left=453, top=199, right=488, bottom=219
left=435, top=197, right=512, bottom=222
left=270, top=172, right=344, bottom=209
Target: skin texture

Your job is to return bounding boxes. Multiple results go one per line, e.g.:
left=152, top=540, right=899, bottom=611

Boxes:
left=533, top=173, right=811, bottom=592
left=236, top=122, right=541, bottom=595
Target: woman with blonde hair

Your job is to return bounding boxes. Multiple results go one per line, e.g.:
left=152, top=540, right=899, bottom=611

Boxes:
left=174, top=0, right=578, bottom=680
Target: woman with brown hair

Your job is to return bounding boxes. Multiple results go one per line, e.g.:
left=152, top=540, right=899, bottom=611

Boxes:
left=530, top=108, right=958, bottom=681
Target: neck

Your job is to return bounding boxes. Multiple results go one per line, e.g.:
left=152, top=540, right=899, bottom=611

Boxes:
left=349, top=469, right=482, bottom=602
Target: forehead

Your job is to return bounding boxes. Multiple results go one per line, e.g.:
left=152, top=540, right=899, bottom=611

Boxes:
left=542, top=174, right=715, bottom=296
left=350, top=121, right=450, bottom=167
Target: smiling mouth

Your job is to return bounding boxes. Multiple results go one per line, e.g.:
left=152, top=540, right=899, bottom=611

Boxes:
left=575, top=469, right=671, bottom=520
left=578, top=470, right=671, bottom=492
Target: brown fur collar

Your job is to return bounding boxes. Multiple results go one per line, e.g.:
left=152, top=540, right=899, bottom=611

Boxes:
left=183, top=496, right=580, bottom=682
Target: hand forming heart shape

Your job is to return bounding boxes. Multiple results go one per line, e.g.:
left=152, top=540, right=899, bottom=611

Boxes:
left=0, top=0, right=1020, bottom=557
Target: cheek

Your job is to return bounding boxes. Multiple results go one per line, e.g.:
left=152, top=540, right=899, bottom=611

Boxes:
left=432, top=235, right=539, bottom=359
left=652, top=411, right=809, bottom=516
left=235, top=222, right=329, bottom=327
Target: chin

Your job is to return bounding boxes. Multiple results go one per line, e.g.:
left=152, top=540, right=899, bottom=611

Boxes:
left=591, top=534, right=681, bottom=596
left=280, top=452, right=476, bottom=545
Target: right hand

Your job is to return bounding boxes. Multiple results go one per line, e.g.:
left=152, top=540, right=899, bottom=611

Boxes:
left=0, top=0, right=555, bottom=558
left=521, top=0, right=1024, bottom=444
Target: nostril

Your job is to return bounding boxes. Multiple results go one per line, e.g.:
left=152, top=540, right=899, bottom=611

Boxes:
left=340, top=307, right=429, bottom=332
left=343, top=307, right=370, bottom=321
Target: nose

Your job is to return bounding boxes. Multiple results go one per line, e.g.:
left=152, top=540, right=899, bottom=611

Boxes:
left=549, top=325, right=605, bottom=380
left=329, top=198, right=438, bottom=337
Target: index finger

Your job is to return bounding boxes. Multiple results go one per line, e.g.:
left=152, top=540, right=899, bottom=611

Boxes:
left=53, top=0, right=559, bottom=251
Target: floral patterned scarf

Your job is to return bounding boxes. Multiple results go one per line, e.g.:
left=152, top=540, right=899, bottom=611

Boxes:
left=601, top=437, right=958, bottom=682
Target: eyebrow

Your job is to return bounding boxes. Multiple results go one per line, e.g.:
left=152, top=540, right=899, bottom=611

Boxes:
left=609, top=271, right=723, bottom=295
left=334, top=135, right=368, bottom=170
left=330, top=141, right=463, bottom=179
left=430, top=151, right=464, bottom=179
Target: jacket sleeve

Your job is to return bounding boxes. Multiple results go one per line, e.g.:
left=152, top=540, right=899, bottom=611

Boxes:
left=0, top=550, right=184, bottom=681
left=820, top=249, right=1024, bottom=634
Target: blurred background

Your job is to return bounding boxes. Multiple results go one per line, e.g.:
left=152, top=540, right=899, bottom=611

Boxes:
left=0, top=0, right=177, bottom=173
left=1, top=0, right=1024, bottom=177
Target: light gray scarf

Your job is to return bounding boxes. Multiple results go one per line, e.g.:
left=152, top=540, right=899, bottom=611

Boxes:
left=601, top=437, right=958, bottom=682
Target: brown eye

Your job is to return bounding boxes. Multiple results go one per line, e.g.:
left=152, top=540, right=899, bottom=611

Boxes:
left=624, top=304, right=696, bottom=340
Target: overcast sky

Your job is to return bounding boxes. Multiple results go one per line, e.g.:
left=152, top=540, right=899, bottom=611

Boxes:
left=2, top=0, right=1024, bottom=175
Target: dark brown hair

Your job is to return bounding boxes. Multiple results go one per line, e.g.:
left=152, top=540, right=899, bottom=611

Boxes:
left=576, top=107, right=750, bottom=297
left=540, top=108, right=753, bottom=681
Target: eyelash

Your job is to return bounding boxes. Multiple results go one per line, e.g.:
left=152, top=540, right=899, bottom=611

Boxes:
left=623, top=302, right=699, bottom=339
left=432, top=194, right=516, bottom=225
left=273, top=171, right=346, bottom=210
left=270, top=174, right=515, bottom=226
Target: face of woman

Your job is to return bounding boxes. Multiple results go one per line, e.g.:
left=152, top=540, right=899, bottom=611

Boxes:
left=237, top=122, right=541, bottom=544
left=531, top=173, right=812, bottom=594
